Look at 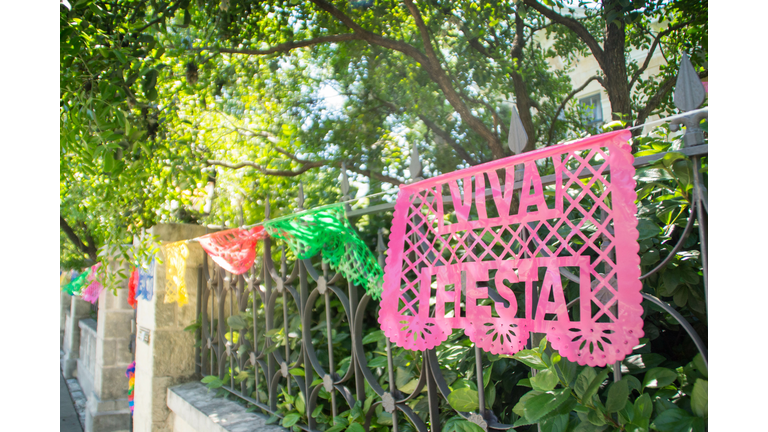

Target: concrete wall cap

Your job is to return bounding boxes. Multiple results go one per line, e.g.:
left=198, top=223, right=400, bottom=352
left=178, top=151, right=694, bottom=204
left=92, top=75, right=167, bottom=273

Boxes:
left=167, top=382, right=287, bottom=432
left=79, top=318, right=98, bottom=333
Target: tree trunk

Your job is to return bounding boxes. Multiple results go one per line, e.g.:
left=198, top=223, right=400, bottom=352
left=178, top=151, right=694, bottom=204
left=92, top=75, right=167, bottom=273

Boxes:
left=510, top=14, right=538, bottom=154
left=601, top=7, right=632, bottom=122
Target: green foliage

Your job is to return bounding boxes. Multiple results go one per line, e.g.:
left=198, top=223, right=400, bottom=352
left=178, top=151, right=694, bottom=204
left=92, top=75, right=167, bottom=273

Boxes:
left=61, top=0, right=707, bottom=282
left=510, top=337, right=706, bottom=432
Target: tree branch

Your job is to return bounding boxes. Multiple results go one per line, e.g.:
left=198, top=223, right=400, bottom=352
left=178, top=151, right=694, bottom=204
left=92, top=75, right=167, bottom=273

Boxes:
left=341, top=163, right=403, bottom=186
left=372, top=94, right=481, bottom=166
left=633, top=70, right=708, bottom=130
left=60, top=216, right=98, bottom=262
left=206, top=159, right=325, bottom=177
left=417, top=115, right=480, bottom=166
left=458, top=92, right=509, bottom=140
left=308, top=0, right=507, bottom=159
left=196, top=33, right=364, bottom=56
left=547, top=75, right=603, bottom=146
left=309, top=0, right=429, bottom=63
left=629, top=19, right=694, bottom=90
left=207, top=155, right=404, bottom=186
left=522, top=0, right=605, bottom=70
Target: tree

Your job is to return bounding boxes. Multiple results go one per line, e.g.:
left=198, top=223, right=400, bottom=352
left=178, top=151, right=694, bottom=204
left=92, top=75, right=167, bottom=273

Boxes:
left=59, top=0, right=707, bottom=267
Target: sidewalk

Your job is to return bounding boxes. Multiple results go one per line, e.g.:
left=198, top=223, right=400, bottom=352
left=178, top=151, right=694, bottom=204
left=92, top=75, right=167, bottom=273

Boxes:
left=61, top=372, right=83, bottom=432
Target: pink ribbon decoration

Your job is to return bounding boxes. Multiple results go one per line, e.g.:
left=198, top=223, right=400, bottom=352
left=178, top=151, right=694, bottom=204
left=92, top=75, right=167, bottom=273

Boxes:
left=378, top=130, right=642, bottom=367
left=197, top=226, right=268, bottom=275
left=81, top=263, right=104, bottom=304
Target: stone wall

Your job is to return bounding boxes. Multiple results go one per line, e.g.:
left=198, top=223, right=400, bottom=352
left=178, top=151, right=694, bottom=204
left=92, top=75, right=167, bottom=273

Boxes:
left=133, top=223, right=210, bottom=432
left=62, top=294, right=95, bottom=379
left=61, top=291, right=70, bottom=348
left=77, top=318, right=98, bottom=401
left=83, top=259, right=135, bottom=432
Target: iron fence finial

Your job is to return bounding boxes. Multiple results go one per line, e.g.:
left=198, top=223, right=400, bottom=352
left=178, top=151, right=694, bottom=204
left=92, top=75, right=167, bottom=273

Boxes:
left=508, top=105, right=527, bottom=155
left=409, top=144, right=422, bottom=182
left=674, top=53, right=706, bottom=113
left=670, top=53, right=708, bottom=147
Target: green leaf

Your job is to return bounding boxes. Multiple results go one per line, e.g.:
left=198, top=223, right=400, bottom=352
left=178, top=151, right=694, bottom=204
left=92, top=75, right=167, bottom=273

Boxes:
left=572, top=422, right=608, bottom=432
left=692, top=354, right=708, bottom=378
left=346, top=423, right=365, bottom=432
left=540, top=413, right=569, bottom=432
left=142, top=69, right=158, bottom=93
left=531, top=369, right=559, bottom=392
left=483, top=366, right=492, bottom=389
left=513, top=349, right=548, bottom=370
left=642, top=368, right=678, bottom=388
left=652, top=407, right=706, bottom=432
left=637, top=220, right=660, bottom=240
left=227, top=315, right=247, bottom=330
left=282, top=413, right=301, bottom=427
left=183, top=321, right=200, bottom=332
left=574, top=367, right=597, bottom=399
left=587, top=407, right=606, bottom=426
left=672, top=160, right=693, bottom=189
left=623, top=353, right=666, bottom=373
left=312, top=405, right=323, bottom=418
left=114, top=49, right=127, bottom=64
left=512, top=390, right=542, bottom=418
left=523, top=389, right=572, bottom=422
left=624, top=375, right=642, bottom=394
left=395, top=367, right=412, bottom=388
left=362, top=330, right=385, bottom=344
left=556, top=358, right=578, bottom=387
left=201, top=375, right=219, bottom=384
left=484, top=383, right=496, bottom=409
left=234, top=370, right=249, bottom=384
left=691, top=379, right=707, bottom=418
left=605, top=378, right=629, bottom=413
left=633, top=393, right=653, bottom=420
left=399, top=378, right=419, bottom=394
left=582, top=369, right=610, bottom=406
left=265, top=415, right=279, bottom=425
left=366, top=357, right=387, bottom=369
left=617, top=399, right=634, bottom=425
left=447, top=387, right=480, bottom=412
left=660, top=152, right=686, bottom=169
left=296, top=392, right=306, bottom=415
left=289, top=368, right=305, bottom=376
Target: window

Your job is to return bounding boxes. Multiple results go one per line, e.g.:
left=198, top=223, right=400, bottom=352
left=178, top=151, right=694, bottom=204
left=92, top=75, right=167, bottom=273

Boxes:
left=579, top=93, right=603, bottom=125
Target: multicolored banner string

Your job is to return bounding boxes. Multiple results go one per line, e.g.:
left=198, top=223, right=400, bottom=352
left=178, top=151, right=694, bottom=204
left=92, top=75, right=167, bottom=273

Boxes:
left=62, top=269, right=90, bottom=296
left=81, top=263, right=104, bottom=304
left=126, top=361, right=135, bottom=416
left=197, top=226, right=268, bottom=274
left=136, top=259, right=155, bottom=301
left=263, top=203, right=384, bottom=300
left=128, top=268, right=138, bottom=309
left=162, top=241, right=189, bottom=305
left=60, top=271, right=71, bottom=287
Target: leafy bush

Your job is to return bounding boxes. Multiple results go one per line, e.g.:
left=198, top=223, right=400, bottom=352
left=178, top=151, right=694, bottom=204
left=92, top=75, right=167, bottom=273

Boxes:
left=196, top=127, right=707, bottom=432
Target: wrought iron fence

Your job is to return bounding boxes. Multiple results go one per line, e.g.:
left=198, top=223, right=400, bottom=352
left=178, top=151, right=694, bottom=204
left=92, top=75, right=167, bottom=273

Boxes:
left=190, top=57, right=707, bottom=432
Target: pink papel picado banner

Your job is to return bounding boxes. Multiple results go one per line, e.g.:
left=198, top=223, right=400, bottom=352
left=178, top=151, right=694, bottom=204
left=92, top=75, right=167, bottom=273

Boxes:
left=378, top=130, right=642, bottom=367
